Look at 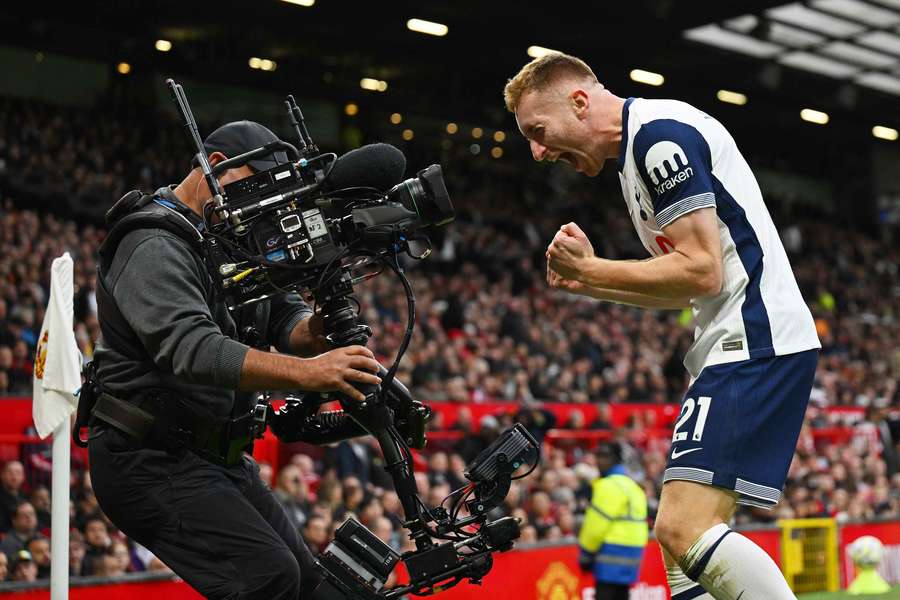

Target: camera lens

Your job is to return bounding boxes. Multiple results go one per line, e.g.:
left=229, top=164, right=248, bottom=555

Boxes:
left=388, top=165, right=454, bottom=229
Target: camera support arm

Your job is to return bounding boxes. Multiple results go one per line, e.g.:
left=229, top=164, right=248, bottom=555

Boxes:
left=269, top=369, right=430, bottom=448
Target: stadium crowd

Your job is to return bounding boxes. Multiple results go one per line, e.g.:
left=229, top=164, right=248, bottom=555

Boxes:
left=0, top=95, right=897, bottom=582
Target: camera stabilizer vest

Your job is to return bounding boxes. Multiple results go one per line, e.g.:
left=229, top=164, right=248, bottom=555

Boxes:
left=75, top=190, right=269, bottom=465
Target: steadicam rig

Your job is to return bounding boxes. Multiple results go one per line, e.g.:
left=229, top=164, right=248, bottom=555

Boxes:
left=166, top=79, right=540, bottom=598
left=313, top=425, right=540, bottom=600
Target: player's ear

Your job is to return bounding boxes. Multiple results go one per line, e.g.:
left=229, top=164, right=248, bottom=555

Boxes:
left=571, top=90, right=589, bottom=118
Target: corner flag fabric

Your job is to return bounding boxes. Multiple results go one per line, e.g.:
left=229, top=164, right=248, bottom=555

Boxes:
left=32, top=252, right=82, bottom=439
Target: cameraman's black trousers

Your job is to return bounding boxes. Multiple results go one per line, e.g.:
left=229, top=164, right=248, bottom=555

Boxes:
left=89, top=426, right=321, bottom=599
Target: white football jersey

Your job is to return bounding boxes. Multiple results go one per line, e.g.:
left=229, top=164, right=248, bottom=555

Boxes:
left=616, top=98, right=820, bottom=379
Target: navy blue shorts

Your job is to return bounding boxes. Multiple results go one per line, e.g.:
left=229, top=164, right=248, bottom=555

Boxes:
left=664, top=349, right=819, bottom=509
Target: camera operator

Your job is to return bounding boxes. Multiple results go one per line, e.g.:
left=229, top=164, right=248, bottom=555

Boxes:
left=87, top=121, right=382, bottom=599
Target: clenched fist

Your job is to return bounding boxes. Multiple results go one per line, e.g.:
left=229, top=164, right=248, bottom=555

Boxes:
left=546, top=222, right=594, bottom=281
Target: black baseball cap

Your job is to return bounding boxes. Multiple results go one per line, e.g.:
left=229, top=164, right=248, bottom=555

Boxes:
left=193, top=120, right=289, bottom=173
left=595, top=441, right=623, bottom=463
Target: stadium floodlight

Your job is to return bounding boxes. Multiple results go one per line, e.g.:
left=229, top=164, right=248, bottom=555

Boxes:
left=249, top=57, right=261, bottom=69
left=117, top=62, right=131, bottom=75
left=155, top=39, right=172, bottom=52
left=406, top=18, right=448, bottom=37
left=855, top=71, right=900, bottom=95
left=281, top=0, right=315, bottom=6
left=872, top=125, right=899, bottom=141
left=819, top=42, right=898, bottom=70
left=527, top=45, right=560, bottom=58
left=778, top=51, right=860, bottom=78
left=766, top=3, right=865, bottom=38
left=717, top=90, right=748, bottom=105
left=630, top=69, right=664, bottom=86
left=360, top=78, right=388, bottom=92
left=684, top=24, right=783, bottom=59
left=810, top=0, right=900, bottom=27
left=800, top=108, right=830, bottom=124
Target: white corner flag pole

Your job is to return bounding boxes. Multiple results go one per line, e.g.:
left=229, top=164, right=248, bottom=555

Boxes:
left=33, top=252, right=82, bottom=600
left=50, top=420, right=70, bottom=600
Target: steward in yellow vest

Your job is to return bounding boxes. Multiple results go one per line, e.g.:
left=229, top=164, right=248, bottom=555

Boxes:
left=577, top=443, right=649, bottom=600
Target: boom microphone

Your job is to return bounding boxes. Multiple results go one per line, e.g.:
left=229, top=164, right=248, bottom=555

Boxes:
left=324, top=143, right=407, bottom=192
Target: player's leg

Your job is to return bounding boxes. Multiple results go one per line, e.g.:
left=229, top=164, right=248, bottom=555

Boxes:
left=655, top=481, right=793, bottom=599
left=661, top=544, right=713, bottom=600
left=656, top=350, right=818, bottom=599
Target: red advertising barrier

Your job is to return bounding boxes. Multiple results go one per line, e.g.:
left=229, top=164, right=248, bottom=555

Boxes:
left=10, top=520, right=900, bottom=598
left=0, top=578, right=202, bottom=600
left=1, top=529, right=783, bottom=600
left=839, top=520, right=900, bottom=588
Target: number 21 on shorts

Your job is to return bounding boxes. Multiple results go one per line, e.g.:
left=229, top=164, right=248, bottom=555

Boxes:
left=672, top=396, right=712, bottom=442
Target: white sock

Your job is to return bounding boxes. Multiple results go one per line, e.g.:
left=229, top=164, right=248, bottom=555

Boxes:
left=680, top=523, right=795, bottom=600
left=667, top=564, right=713, bottom=600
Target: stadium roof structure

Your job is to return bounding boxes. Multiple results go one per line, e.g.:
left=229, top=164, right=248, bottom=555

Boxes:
left=685, top=1, right=900, bottom=97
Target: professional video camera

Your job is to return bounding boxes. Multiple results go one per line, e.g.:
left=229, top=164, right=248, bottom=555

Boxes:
left=166, top=80, right=541, bottom=598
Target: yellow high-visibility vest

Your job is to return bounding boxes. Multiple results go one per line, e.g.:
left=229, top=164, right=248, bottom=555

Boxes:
left=577, top=470, right=649, bottom=584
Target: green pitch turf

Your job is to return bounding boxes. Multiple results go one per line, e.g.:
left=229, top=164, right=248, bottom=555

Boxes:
left=798, top=585, right=900, bottom=599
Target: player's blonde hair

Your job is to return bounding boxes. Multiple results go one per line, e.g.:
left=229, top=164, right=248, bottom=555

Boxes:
left=503, top=52, right=599, bottom=113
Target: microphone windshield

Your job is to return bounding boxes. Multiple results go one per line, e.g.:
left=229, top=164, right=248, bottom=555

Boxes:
left=324, top=143, right=406, bottom=191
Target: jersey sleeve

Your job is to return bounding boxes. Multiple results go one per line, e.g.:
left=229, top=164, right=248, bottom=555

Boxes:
left=632, top=119, right=717, bottom=229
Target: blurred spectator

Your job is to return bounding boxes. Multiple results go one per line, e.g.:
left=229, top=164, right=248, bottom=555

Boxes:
left=302, top=515, right=329, bottom=555
left=25, top=535, right=50, bottom=579
left=109, top=540, right=132, bottom=575
left=69, top=529, right=86, bottom=577
left=10, top=549, right=36, bottom=582
left=274, top=464, right=310, bottom=531
left=257, top=461, right=274, bottom=489
left=0, top=501, right=38, bottom=558
left=0, top=461, right=26, bottom=531
left=82, top=515, right=112, bottom=573
left=29, top=486, right=51, bottom=530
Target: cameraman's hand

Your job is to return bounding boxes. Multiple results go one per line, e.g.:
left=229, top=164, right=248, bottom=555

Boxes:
left=302, top=346, right=381, bottom=402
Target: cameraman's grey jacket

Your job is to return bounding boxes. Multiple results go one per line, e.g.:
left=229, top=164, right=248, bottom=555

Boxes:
left=94, top=186, right=312, bottom=418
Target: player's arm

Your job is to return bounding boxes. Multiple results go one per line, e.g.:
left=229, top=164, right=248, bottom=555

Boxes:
left=548, top=119, right=723, bottom=300
left=548, top=264, right=691, bottom=309
left=559, top=208, right=723, bottom=299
